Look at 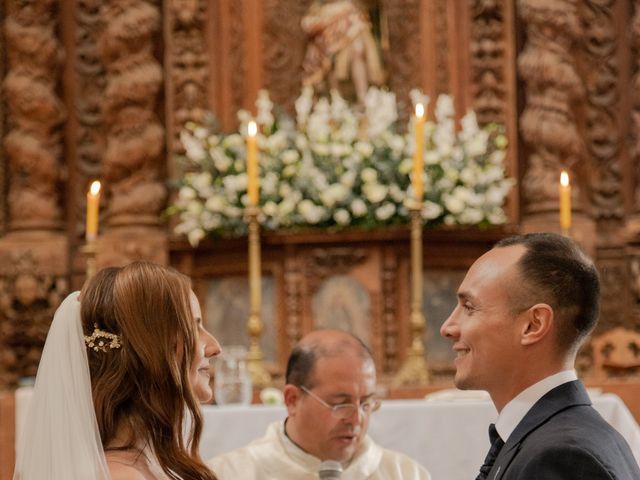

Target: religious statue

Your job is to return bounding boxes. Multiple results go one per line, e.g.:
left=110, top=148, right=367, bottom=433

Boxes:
left=301, top=0, right=385, bottom=107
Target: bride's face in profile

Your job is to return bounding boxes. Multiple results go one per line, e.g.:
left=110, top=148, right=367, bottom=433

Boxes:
left=189, top=291, right=221, bottom=402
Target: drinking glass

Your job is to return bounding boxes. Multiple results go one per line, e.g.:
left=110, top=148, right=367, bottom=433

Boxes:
left=213, top=345, right=252, bottom=405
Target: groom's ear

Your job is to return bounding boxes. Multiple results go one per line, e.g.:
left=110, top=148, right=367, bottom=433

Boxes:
left=520, top=303, right=553, bottom=346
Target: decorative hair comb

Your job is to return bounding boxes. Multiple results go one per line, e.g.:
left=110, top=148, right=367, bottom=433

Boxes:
left=84, top=323, right=122, bottom=352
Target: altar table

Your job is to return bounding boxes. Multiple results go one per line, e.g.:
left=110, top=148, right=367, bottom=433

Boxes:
left=199, top=394, right=640, bottom=480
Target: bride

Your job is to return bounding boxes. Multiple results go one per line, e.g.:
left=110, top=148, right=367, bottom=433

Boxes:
left=14, top=261, right=221, bottom=480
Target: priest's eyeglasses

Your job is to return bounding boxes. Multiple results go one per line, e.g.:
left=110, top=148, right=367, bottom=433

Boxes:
left=300, top=386, right=381, bottom=419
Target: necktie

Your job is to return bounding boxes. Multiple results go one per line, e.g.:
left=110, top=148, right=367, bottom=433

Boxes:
left=475, top=423, right=505, bottom=480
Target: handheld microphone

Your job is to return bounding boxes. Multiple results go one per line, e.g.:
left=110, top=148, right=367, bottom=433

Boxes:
left=318, top=460, right=343, bottom=479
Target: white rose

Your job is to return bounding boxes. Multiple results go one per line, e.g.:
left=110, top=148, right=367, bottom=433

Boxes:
left=205, top=195, right=225, bottom=212
left=389, top=184, right=405, bottom=203
left=444, top=193, right=465, bottom=215
left=263, top=200, right=278, bottom=216
left=179, top=186, right=196, bottom=200
left=435, top=94, right=455, bottom=120
left=194, top=127, right=208, bottom=139
left=313, top=143, right=330, bottom=156
left=350, top=198, right=368, bottom=217
left=187, top=200, right=203, bottom=216
left=210, top=148, right=232, bottom=172
left=460, top=167, right=477, bottom=185
left=223, top=205, right=242, bottom=218
left=282, top=149, right=299, bottom=164
left=466, top=131, right=488, bottom=157
left=460, top=208, right=484, bottom=224
left=488, top=209, right=507, bottom=224
left=399, top=158, right=413, bottom=174
left=425, top=150, right=439, bottom=166
left=283, top=165, right=298, bottom=178
left=223, top=133, right=244, bottom=149
left=355, top=141, right=374, bottom=158
left=187, top=228, right=205, bottom=247
left=340, top=170, right=357, bottom=189
left=363, top=183, right=388, bottom=203
left=334, top=209, right=351, bottom=225
left=422, top=201, right=443, bottom=220
left=361, top=168, right=378, bottom=183
left=192, top=172, right=212, bottom=193
left=180, top=132, right=206, bottom=162
left=375, top=203, right=396, bottom=221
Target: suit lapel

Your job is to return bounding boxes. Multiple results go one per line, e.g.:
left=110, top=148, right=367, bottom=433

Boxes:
left=487, top=380, right=592, bottom=480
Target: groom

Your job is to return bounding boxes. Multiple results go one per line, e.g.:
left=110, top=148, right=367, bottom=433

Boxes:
left=441, top=232, right=640, bottom=479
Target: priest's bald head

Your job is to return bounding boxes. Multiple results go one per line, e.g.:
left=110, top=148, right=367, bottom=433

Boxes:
left=283, top=329, right=380, bottom=462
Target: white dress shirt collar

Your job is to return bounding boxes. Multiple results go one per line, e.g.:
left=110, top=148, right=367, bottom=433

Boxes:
left=495, top=369, right=577, bottom=443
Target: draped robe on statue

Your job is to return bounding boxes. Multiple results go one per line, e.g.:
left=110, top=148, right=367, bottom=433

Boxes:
left=208, top=421, right=431, bottom=479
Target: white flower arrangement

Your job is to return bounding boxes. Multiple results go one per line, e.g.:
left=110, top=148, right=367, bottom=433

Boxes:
left=170, top=87, right=514, bottom=246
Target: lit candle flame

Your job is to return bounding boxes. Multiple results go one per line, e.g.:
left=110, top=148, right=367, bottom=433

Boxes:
left=560, top=171, right=569, bottom=187
left=248, top=120, right=257, bottom=137
left=90, top=180, right=101, bottom=196
left=415, top=103, right=424, bottom=119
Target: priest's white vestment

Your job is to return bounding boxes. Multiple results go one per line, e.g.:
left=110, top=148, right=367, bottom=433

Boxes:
left=208, top=421, right=431, bottom=479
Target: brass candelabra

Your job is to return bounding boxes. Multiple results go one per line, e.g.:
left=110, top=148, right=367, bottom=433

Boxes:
left=82, top=239, right=97, bottom=279
left=392, top=202, right=430, bottom=387
left=245, top=206, right=271, bottom=388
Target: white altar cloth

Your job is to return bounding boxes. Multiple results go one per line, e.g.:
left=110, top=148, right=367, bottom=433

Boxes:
left=14, top=388, right=640, bottom=480
left=198, top=394, right=640, bottom=480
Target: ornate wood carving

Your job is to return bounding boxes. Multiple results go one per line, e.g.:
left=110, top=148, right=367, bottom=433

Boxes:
left=518, top=0, right=584, bottom=215
left=229, top=0, right=245, bottom=118
left=166, top=0, right=208, bottom=154
left=262, top=0, right=312, bottom=115
left=99, top=0, right=165, bottom=227
left=3, top=0, right=65, bottom=231
left=433, top=0, right=449, bottom=96
left=628, top=250, right=640, bottom=323
left=384, top=0, right=422, bottom=112
left=469, top=0, right=508, bottom=125
left=596, top=250, right=629, bottom=332
left=283, top=254, right=303, bottom=361
left=381, top=247, right=399, bottom=373
left=632, top=1, right=640, bottom=214
left=0, top=0, right=5, bottom=236
left=74, top=0, right=107, bottom=239
left=96, top=227, right=167, bottom=267
left=582, top=0, right=623, bottom=223
left=303, top=247, right=368, bottom=292
left=0, top=245, right=68, bottom=388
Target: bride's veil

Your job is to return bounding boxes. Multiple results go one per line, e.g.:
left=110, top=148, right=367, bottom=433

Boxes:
left=13, top=291, right=111, bottom=479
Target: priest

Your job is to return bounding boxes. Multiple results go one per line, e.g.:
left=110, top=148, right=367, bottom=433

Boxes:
left=208, top=329, right=431, bottom=479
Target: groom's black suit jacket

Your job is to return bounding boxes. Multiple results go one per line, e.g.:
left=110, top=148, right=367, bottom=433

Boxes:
left=487, top=380, right=640, bottom=480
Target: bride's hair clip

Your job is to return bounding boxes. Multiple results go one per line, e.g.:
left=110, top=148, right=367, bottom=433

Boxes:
left=84, top=323, right=122, bottom=352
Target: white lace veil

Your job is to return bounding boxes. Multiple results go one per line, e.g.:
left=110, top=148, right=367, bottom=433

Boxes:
left=13, top=291, right=111, bottom=480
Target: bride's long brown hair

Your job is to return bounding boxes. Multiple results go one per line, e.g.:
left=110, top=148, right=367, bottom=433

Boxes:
left=81, top=262, right=216, bottom=480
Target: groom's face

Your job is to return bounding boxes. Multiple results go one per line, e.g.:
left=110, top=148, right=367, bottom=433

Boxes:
left=440, top=245, right=526, bottom=396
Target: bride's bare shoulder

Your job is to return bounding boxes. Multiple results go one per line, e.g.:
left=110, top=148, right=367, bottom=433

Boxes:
left=107, top=460, right=148, bottom=480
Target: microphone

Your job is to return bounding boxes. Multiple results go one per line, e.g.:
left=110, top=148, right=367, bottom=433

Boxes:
left=318, top=460, right=343, bottom=479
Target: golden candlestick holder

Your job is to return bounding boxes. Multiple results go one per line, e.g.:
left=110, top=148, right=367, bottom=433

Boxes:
left=245, top=206, right=271, bottom=388
left=392, top=203, right=430, bottom=387
left=82, top=240, right=98, bottom=279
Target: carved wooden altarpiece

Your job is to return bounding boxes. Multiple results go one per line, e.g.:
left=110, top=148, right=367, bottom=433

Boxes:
left=1, top=0, right=639, bottom=390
